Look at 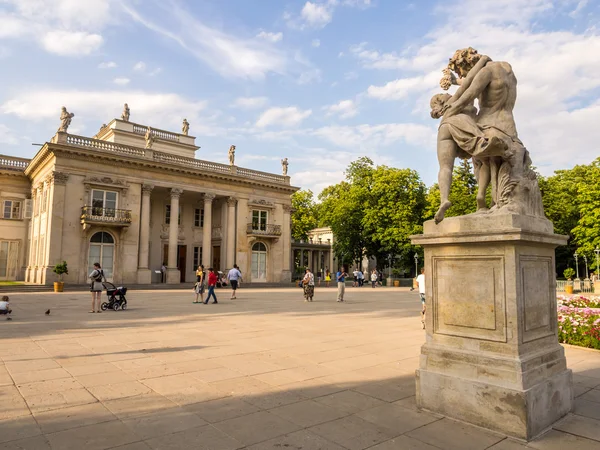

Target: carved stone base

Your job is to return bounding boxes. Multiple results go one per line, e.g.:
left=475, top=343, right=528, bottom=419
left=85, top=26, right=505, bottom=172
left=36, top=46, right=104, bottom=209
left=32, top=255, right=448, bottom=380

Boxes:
left=411, top=214, right=572, bottom=441
left=136, top=269, right=152, bottom=284
left=166, top=269, right=181, bottom=284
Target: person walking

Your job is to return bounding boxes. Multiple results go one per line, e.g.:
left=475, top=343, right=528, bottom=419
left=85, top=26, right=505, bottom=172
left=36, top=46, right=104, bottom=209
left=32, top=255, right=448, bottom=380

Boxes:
left=337, top=267, right=347, bottom=302
left=325, top=269, right=331, bottom=287
left=302, top=268, right=315, bottom=302
left=194, top=265, right=205, bottom=303
left=227, top=264, right=243, bottom=299
left=357, top=270, right=364, bottom=287
left=204, top=268, right=218, bottom=304
left=352, top=269, right=358, bottom=287
left=370, top=269, right=378, bottom=288
left=416, top=268, right=426, bottom=329
left=89, top=263, right=105, bottom=313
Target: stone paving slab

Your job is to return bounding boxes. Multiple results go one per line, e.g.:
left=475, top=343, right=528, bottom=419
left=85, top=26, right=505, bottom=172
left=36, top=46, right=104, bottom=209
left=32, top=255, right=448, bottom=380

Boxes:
left=0, top=287, right=599, bottom=449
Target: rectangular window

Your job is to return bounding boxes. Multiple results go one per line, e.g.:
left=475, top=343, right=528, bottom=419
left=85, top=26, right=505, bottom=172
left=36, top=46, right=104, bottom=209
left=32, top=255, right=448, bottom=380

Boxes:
left=252, top=210, right=268, bottom=231
left=165, top=205, right=181, bottom=225
left=193, top=246, right=203, bottom=269
left=2, top=200, right=21, bottom=219
left=91, top=189, right=118, bottom=217
left=194, top=208, right=204, bottom=227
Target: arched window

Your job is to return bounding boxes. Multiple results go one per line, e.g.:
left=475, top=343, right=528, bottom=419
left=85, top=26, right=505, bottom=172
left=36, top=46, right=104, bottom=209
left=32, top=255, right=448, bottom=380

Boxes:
left=90, top=232, right=114, bottom=244
left=251, top=242, right=267, bottom=281
left=88, top=232, right=115, bottom=280
left=252, top=242, right=267, bottom=252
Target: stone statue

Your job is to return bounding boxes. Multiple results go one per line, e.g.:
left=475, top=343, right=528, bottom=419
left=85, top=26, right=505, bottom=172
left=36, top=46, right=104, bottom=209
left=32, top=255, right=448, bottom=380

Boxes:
left=144, top=126, right=155, bottom=149
left=281, top=157, right=289, bottom=176
left=121, top=103, right=130, bottom=122
left=57, top=107, right=74, bottom=133
left=431, top=47, right=544, bottom=223
left=228, top=145, right=236, bottom=165
left=182, top=118, right=189, bottom=135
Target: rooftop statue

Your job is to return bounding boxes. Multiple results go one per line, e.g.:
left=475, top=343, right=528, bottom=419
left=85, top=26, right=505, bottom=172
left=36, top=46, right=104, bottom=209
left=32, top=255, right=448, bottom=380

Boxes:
left=57, top=107, right=74, bottom=133
left=229, top=145, right=236, bottom=166
left=144, top=126, right=155, bottom=149
left=121, top=103, right=130, bottom=122
left=281, top=157, right=289, bottom=176
left=182, top=118, right=189, bottom=136
left=431, top=47, right=544, bottom=223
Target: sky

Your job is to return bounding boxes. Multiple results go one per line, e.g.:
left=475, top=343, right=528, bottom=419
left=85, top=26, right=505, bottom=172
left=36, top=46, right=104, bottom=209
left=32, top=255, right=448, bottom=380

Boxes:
left=1, top=0, right=599, bottom=195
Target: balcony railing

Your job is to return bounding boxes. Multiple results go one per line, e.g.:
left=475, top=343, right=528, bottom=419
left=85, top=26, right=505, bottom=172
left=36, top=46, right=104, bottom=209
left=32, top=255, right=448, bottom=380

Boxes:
left=81, top=206, right=132, bottom=227
left=0, top=154, right=29, bottom=172
left=247, top=223, right=282, bottom=237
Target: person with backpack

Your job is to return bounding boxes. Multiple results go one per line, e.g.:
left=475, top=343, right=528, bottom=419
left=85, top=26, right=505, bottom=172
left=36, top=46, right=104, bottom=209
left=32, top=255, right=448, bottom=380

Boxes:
left=89, top=262, right=105, bottom=313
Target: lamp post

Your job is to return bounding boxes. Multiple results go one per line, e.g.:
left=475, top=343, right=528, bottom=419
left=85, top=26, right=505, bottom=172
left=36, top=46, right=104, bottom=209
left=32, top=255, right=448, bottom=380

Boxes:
left=574, top=252, right=579, bottom=279
left=414, top=253, right=419, bottom=278
left=584, top=255, right=589, bottom=279
left=388, top=254, right=392, bottom=279
left=595, top=247, right=600, bottom=280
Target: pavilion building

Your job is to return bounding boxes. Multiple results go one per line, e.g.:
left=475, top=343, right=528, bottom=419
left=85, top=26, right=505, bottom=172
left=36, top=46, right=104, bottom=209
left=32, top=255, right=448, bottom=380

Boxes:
left=0, top=115, right=297, bottom=285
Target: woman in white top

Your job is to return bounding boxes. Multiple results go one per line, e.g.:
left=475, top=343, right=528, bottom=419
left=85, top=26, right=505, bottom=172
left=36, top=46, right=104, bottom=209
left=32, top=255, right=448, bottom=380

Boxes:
left=89, top=262, right=105, bottom=313
left=370, top=270, right=378, bottom=288
left=302, top=268, right=315, bottom=302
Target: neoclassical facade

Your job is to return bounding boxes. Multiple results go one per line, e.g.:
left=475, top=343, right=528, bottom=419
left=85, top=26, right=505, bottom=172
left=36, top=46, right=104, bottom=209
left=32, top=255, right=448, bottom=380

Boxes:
left=0, top=117, right=297, bottom=285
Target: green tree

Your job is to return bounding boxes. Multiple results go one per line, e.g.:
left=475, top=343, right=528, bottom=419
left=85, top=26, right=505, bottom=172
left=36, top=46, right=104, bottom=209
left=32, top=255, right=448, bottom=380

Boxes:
left=290, top=189, right=318, bottom=240
left=571, top=158, right=600, bottom=271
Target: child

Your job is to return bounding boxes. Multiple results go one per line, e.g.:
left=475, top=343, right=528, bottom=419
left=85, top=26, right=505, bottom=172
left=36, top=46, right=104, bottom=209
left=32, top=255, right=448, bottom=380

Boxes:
left=0, top=296, right=12, bottom=320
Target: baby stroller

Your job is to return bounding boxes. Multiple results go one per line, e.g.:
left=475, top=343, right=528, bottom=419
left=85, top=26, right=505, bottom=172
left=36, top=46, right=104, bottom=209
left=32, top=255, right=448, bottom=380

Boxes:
left=101, top=282, right=128, bottom=311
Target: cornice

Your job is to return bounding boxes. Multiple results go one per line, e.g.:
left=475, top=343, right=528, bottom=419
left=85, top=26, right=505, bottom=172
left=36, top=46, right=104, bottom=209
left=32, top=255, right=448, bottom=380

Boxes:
left=44, top=143, right=299, bottom=194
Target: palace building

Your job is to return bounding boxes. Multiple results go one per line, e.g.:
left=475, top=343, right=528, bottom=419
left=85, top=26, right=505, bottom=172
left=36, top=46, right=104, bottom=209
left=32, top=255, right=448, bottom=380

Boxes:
left=0, top=111, right=297, bottom=285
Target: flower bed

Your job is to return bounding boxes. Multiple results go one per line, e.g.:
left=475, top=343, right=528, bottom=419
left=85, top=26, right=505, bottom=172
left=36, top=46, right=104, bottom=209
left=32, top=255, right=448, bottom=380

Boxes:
left=557, top=295, right=600, bottom=350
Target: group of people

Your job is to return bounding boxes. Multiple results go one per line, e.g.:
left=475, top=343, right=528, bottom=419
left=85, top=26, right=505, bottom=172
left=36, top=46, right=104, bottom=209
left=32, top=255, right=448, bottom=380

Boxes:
left=302, top=266, right=381, bottom=302
left=193, top=264, right=242, bottom=304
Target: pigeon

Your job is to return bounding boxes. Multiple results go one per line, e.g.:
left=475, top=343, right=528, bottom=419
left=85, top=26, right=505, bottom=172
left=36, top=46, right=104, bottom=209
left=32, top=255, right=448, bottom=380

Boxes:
left=6, top=317, right=12, bottom=321
left=45, top=309, right=50, bottom=315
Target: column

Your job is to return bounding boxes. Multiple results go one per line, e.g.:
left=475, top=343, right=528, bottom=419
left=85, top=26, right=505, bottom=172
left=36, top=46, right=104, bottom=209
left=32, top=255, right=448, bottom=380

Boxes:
left=308, top=250, right=313, bottom=271
left=44, top=172, right=69, bottom=284
left=226, top=197, right=236, bottom=268
left=166, top=188, right=182, bottom=284
left=281, top=205, right=292, bottom=282
left=137, top=184, right=153, bottom=284
left=202, top=193, right=215, bottom=267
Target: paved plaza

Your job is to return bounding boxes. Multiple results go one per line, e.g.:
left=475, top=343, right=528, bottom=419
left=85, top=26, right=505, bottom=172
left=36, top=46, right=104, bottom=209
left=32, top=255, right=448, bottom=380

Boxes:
left=1, top=287, right=600, bottom=450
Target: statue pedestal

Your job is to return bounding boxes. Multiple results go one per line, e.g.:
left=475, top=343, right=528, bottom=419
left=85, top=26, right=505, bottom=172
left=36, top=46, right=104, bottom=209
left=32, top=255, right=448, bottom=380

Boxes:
left=411, top=214, right=572, bottom=441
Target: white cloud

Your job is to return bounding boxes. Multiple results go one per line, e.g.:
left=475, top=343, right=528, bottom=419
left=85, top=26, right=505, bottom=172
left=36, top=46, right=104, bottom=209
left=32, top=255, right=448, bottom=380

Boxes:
left=0, top=0, right=113, bottom=55
left=301, top=2, right=333, bottom=28
left=349, top=42, right=408, bottom=69
left=41, top=30, right=103, bottom=56
left=1, top=89, right=208, bottom=133
left=149, top=68, right=162, bottom=76
left=367, top=73, right=439, bottom=100
left=232, top=97, right=269, bottom=109
left=123, top=3, right=288, bottom=80
left=312, top=123, right=435, bottom=148
left=256, top=31, right=283, bottom=42
left=311, top=39, right=321, bottom=47
left=133, top=61, right=146, bottom=71
left=98, top=61, right=117, bottom=69
left=0, top=124, right=19, bottom=145
left=113, top=77, right=130, bottom=86
left=298, top=68, right=322, bottom=85
left=569, top=0, right=588, bottom=17
left=256, top=107, right=312, bottom=128
left=323, top=99, right=359, bottom=119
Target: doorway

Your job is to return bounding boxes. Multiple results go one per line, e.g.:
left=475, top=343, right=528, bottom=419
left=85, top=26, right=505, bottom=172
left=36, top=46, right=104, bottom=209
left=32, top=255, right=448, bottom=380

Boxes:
left=212, top=245, right=220, bottom=271
left=89, top=232, right=114, bottom=282
left=251, top=242, right=267, bottom=282
left=178, top=245, right=186, bottom=282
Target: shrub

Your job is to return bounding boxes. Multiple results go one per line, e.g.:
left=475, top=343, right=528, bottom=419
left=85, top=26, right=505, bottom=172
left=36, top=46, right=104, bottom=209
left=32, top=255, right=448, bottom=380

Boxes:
left=563, top=268, right=576, bottom=280
left=53, top=261, right=68, bottom=281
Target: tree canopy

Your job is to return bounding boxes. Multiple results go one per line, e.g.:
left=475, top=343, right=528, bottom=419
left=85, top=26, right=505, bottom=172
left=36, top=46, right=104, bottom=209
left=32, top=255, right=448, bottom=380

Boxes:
left=290, top=189, right=318, bottom=240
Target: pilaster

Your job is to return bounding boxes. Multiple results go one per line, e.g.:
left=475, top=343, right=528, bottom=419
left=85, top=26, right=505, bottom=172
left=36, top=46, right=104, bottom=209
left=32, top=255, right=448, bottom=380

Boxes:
left=167, top=188, right=182, bottom=284
left=137, top=184, right=153, bottom=284
left=202, top=193, right=215, bottom=268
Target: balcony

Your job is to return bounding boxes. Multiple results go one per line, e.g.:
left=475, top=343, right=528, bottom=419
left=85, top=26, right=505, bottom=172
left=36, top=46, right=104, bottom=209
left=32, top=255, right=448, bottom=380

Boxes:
left=81, top=206, right=132, bottom=229
left=247, top=223, right=282, bottom=238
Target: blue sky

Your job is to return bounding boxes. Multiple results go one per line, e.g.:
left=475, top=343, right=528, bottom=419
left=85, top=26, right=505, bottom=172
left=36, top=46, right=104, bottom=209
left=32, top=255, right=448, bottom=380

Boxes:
left=1, top=0, right=599, bottom=194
